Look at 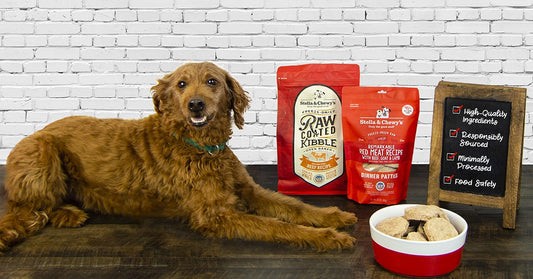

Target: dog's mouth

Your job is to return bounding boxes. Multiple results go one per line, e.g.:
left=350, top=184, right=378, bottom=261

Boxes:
left=189, top=114, right=213, bottom=127
left=186, top=97, right=214, bottom=127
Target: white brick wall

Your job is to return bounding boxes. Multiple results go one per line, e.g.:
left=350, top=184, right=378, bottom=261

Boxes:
left=1, top=1, right=533, bottom=165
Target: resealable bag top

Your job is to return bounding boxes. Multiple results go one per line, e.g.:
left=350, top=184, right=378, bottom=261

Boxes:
left=277, top=64, right=360, bottom=195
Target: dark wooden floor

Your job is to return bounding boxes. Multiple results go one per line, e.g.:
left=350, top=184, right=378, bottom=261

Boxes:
left=0, top=165, right=532, bottom=279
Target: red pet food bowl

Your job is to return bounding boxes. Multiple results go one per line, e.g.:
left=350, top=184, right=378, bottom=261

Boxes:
left=369, top=204, right=468, bottom=277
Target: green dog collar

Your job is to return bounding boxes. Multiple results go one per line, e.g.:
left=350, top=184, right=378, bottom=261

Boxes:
left=181, top=136, right=226, bottom=155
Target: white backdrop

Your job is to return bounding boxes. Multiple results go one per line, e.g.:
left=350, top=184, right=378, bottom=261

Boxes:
left=0, top=0, right=532, bottom=165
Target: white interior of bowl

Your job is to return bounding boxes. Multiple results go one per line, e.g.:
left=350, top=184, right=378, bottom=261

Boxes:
left=370, top=204, right=468, bottom=256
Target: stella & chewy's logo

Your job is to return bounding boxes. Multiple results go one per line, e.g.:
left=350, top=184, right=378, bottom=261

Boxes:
left=293, top=85, right=343, bottom=187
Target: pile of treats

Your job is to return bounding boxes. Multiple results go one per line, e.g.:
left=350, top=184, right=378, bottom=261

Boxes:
left=376, top=205, right=459, bottom=241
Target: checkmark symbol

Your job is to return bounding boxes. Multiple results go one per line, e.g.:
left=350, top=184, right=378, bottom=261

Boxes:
left=450, top=128, right=460, bottom=137
left=443, top=175, right=454, bottom=184
left=453, top=105, right=463, bottom=114
left=445, top=175, right=454, bottom=182
left=447, top=152, right=457, bottom=161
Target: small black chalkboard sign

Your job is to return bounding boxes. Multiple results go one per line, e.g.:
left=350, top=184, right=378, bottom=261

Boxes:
left=440, top=97, right=511, bottom=197
left=428, top=81, right=526, bottom=229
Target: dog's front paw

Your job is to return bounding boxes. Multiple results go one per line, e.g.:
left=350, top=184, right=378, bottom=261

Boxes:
left=49, top=205, right=89, bottom=228
left=337, top=209, right=358, bottom=227
left=317, top=207, right=357, bottom=228
left=312, top=228, right=356, bottom=252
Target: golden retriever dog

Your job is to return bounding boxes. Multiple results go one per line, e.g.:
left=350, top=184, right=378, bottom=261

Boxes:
left=0, top=62, right=357, bottom=253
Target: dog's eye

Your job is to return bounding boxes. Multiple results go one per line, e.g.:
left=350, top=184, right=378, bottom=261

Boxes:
left=177, top=81, right=187, bottom=88
left=207, top=79, right=218, bottom=86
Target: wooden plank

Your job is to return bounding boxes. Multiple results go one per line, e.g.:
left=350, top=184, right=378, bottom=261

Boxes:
left=439, top=190, right=504, bottom=209
left=1, top=165, right=533, bottom=278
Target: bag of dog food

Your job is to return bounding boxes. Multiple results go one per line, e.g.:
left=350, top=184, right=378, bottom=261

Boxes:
left=277, top=64, right=360, bottom=195
left=342, top=87, right=419, bottom=204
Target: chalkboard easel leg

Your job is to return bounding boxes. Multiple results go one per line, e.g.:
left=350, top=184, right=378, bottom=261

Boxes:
left=502, top=202, right=517, bottom=229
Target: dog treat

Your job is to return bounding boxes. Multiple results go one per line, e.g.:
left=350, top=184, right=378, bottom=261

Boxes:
left=277, top=64, right=360, bottom=195
left=417, top=222, right=426, bottom=235
left=405, top=205, right=450, bottom=222
left=375, top=205, right=459, bottom=241
left=376, top=216, right=409, bottom=238
left=406, top=231, right=428, bottom=241
left=342, top=87, right=419, bottom=204
left=423, top=217, right=459, bottom=241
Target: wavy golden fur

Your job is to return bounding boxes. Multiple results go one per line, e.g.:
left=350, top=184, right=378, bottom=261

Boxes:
left=0, top=62, right=356, bottom=253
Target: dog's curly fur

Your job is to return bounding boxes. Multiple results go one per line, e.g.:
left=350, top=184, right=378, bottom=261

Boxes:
left=0, top=62, right=357, bottom=253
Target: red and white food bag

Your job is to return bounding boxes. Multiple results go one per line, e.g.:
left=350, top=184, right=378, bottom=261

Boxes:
left=277, top=64, right=360, bottom=195
left=342, top=87, right=419, bottom=204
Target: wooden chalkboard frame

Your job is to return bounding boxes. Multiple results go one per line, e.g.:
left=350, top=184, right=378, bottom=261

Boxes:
left=428, top=81, right=526, bottom=229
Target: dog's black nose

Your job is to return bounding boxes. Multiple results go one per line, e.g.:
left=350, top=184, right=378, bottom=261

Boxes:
left=188, top=98, right=205, bottom=112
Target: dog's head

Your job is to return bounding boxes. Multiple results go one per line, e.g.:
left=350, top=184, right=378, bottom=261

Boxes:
left=151, top=62, right=250, bottom=130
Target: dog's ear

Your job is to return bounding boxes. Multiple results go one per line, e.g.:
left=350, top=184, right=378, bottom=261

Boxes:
left=225, top=73, right=250, bottom=129
left=151, top=74, right=172, bottom=114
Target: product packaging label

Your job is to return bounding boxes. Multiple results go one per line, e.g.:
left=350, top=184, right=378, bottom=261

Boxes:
left=293, top=85, right=343, bottom=187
